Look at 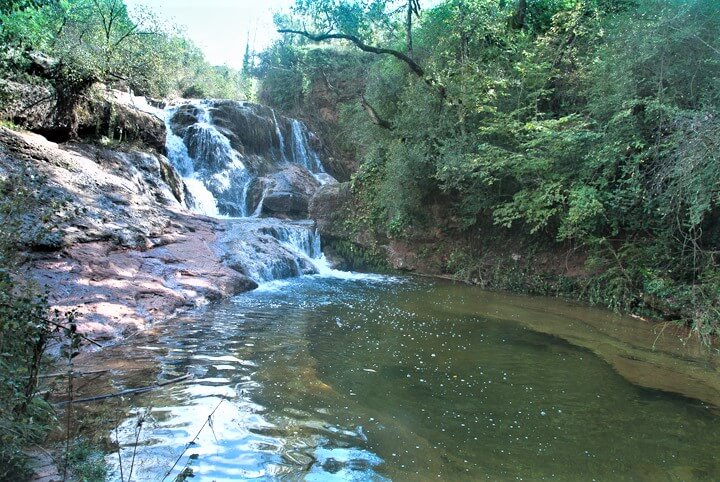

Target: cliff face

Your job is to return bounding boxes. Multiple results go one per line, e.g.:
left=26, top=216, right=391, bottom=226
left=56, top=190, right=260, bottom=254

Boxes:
left=0, top=125, right=257, bottom=341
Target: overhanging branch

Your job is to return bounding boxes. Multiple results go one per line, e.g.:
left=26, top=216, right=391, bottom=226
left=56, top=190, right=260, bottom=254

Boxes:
left=278, top=29, right=424, bottom=77
left=278, top=28, right=445, bottom=97
left=360, top=95, right=393, bottom=130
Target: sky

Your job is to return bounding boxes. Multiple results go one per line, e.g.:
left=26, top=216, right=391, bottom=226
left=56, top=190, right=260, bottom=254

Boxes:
left=124, top=0, right=295, bottom=69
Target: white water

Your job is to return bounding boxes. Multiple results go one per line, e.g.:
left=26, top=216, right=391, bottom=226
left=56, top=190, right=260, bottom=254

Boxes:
left=290, top=119, right=325, bottom=173
left=183, top=177, right=221, bottom=217
left=164, top=101, right=254, bottom=217
left=253, top=256, right=390, bottom=292
left=164, top=100, right=373, bottom=284
left=271, top=109, right=287, bottom=162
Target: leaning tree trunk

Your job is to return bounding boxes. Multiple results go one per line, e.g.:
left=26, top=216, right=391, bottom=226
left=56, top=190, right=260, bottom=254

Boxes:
left=51, top=64, right=96, bottom=140
left=406, top=0, right=414, bottom=59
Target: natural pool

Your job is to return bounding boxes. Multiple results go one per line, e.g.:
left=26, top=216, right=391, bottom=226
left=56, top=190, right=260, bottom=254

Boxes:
left=91, top=274, right=719, bottom=481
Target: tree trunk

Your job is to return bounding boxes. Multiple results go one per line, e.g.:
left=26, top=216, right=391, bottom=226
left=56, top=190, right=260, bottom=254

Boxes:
left=406, top=0, right=414, bottom=59
left=510, top=0, right=527, bottom=30
left=51, top=64, right=97, bottom=139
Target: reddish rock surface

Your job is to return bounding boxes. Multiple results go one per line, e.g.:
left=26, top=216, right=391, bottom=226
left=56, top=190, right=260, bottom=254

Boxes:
left=29, top=214, right=255, bottom=341
left=0, top=126, right=256, bottom=342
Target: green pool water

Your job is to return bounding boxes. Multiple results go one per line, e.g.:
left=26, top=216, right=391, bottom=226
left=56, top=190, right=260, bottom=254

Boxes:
left=97, top=274, right=720, bottom=481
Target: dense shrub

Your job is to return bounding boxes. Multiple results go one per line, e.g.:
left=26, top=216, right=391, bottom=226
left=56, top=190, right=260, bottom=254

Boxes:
left=258, top=0, right=720, bottom=341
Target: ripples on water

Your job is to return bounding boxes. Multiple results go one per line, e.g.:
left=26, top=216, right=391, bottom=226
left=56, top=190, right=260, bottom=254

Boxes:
left=104, top=274, right=720, bottom=481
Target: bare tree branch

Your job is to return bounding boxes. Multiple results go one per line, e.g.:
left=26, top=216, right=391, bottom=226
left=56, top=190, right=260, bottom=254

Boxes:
left=278, top=28, right=425, bottom=77
left=278, top=28, right=446, bottom=98
left=360, top=95, right=394, bottom=130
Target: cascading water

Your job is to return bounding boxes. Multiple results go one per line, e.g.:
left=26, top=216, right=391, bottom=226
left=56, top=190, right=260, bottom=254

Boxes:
left=165, top=101, right=255, bottom=217
left=290, top=119, right=325, bottom=173
left=163, top=99, right=340, bottom=284
left=272, top=109, right=287, bottom=163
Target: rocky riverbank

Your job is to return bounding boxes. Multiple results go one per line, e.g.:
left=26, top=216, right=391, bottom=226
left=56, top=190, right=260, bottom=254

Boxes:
left=0, top=125, right=257, bottom=342
left=0, top=87, right=348, bottom=343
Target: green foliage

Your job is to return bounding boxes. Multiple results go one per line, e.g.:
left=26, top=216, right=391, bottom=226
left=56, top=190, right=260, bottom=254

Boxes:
left=0, top=0, right=252, bottom=106
left=265, top=0, right=720, bottom=341
left=324, top=238, right=391, bottom=273
left=0, top=119, right=19, bottom=129
left=66, top=438, right=109, bottom=482
left=280, top=0, right=402, bottom=41
left=0, top=173, right=60, bottom=478
left=0, top=0, right=53, bottom=14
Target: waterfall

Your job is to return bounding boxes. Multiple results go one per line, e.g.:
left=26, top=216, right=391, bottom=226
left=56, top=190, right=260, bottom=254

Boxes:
left=163, top=99, right=340, bottom=285
left=260, top=224, right=322, bottom=259
left=165, top=102, right=254, bottom=217
left=271, top=109, right=287, bottom=163
left=165, top=123, right=221, bottom=217
left=290, top=119, right=325, bottom=173
left=221, top=219, right=327, bottom=284
left=165, top=100, right=333, bottom=219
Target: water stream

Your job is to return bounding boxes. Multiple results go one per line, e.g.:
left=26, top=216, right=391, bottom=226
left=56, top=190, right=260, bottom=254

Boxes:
left=90, top=276, right=720, bottom=481
left=162, top=99, right=335, bottom=284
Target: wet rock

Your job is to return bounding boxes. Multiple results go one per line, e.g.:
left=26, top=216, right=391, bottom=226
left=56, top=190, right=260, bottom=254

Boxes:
left=168, top=103, right=202, bottom=136
left=209, top=100, right=283, bottom=159
left=310, top=182, right=355, bottom=239
left=263, top=192, right=310, bottom=218
left=262, top=165, right=320, bottom=219
left=220, top=218, right=320, bottom=282
left=158, top=155, right=187, bottom=205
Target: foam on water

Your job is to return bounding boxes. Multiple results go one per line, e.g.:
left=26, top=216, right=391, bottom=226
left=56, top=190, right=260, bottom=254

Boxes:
left=183, top=177, right=220, bottom=217
left=312, top=255, right=393, bottom=282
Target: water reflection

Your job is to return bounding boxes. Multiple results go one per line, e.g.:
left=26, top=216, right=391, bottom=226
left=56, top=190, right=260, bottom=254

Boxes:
left=101, top=276, right=719, bottom=481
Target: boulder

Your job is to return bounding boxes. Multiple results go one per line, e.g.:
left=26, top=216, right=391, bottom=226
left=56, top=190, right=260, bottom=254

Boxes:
left=261, top=164, right=321, bottom=219
left=208, top=100, right=284, bottom=161
left=76, top=90, right=166, bottom=152
left=0, top=82, right=166, bottom=152
left=263, top=192, right=311, bottom=218
left=0, top=80, right=55, bottom=129
left=309, top=181, right=355, bottom=239
left=158, top=155, right=187, bottom=205
left=169, top=103, right=202, bottom=137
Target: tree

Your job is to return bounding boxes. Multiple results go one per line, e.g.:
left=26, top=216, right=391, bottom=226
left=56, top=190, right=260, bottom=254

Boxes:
left=0, top=0, right=54, bottom=15
left=277, top=0, right=428, bottom=78
left=1, top=0, right=174, bottom=135
left=277, top=0, right=446, bottom=130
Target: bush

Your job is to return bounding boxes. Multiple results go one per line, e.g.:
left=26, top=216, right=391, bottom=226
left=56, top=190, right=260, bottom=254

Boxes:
left=0, top=171, right=68, bottom=477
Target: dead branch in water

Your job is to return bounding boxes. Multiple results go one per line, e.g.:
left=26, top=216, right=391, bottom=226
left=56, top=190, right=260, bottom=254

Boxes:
left=55, top=373, right=192, bottom=406
left=162, top=396, right=226, bottom=481
left=40, top=369, right=109, bottom=378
